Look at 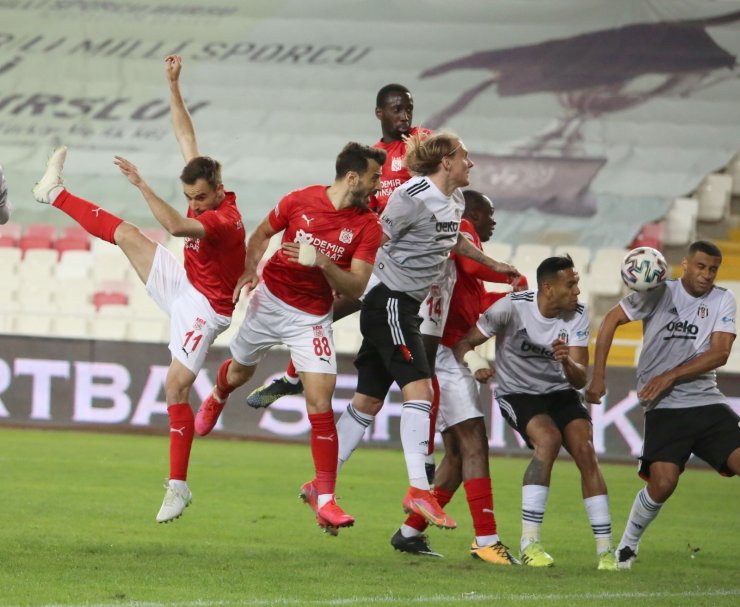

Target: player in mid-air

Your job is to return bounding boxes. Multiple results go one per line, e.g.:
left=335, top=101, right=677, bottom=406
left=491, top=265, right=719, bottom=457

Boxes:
left=332, top=131, right=518, bottom=532
left=455, top=255, right=618, bottom=570
left=193, top=142, right=386, bottom=533
left=391, top=190, right=526, bottom=565
left=244, top=83, right=431, bottom=408
left=586, top=240, right=738, bottom=569
left=31, top=55, right=246, bottom=524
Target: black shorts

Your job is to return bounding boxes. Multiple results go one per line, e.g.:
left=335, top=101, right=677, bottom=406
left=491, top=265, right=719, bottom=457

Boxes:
left=354, top=282, right=431, bottom=399
left=496, top=388, right=591, bottom=449
left=639, top=403, right=740, bottom=479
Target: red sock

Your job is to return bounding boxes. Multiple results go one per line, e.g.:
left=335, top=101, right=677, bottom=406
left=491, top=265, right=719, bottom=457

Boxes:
left=427, top=375, right=440, bottom=455
left=53, top=190, right=123, bottom=244
left=215, top=358, right=236, bottom=399
left=464, top=477, right=496, bottom=537
left=309, top=411, right=338, bottom=495
left=404, top=486, right=455, bottom=532
left=168, top=403, right=195, bottom=481
left=286, top=359, right=299, bottom=380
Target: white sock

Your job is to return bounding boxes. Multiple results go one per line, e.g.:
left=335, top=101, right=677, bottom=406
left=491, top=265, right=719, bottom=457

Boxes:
left=400, top=524, right=422, bottom=538
left=169, top=479, right=188, bottom=491
left=400, top=400, right=432, bottom=490
left=476, top=533, right=500, bottom=547
left=584, top=494, right=612, bottom=554
left=521, top=484, right=548, bottom=552
left=619, top=487, right=662, bottom=551
left=317, top=493, right=332, bottom=509
left=49, top=185, right=64, bottom=204
left=284, top=373, right=300, bottom=385
left=336, top=403, right=373, bottom=472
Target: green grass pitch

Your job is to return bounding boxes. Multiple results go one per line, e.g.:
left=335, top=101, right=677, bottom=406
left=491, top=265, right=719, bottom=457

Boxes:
left=1, top=427, right=738, bottom=606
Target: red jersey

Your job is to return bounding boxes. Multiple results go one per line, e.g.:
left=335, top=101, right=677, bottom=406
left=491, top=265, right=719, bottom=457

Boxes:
left=262, top=185, right=383, bottom=315
left=184, top=191, right=246, bottom=316
left=368, top=126, right=433, bottom=214
left=441, top=218, right=527, bottom=348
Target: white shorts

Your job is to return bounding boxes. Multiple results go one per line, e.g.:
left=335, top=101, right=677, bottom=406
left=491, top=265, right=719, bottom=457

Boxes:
left=230, top=282, right=337, bottom=374
left=419, top=259, right=457, bottom=338
left=435, top=344, right=484, bottom=433
left=146, top=244, right=231, bottom=374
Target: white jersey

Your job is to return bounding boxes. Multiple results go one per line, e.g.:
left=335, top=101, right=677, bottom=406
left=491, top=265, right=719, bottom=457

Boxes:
left=477, top=290, right=590, bottom=395
left=620, top=279, right=737, bottom=410
left=374, top=175, right=464, bottom=302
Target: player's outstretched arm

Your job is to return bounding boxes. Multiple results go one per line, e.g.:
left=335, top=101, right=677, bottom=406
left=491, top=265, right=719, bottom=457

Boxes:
left=114, top=155, right=204, bottom=238
left=455, top=232, right=520, bottom=280
left=585, top=304, right=630, bottom=404
left=165, top=54, right=199, bottom=163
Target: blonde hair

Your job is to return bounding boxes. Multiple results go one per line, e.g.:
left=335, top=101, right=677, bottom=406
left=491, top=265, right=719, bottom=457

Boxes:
left=404, top=130, right=461, bottom=175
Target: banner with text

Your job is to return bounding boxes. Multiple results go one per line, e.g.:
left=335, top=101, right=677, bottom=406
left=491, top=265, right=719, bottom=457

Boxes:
left=2, top=335, right=739, bottom=465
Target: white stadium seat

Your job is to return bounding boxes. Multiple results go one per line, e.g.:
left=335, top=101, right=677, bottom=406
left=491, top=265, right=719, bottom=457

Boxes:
left=482, top=242, right=513, bottom=264
left=553, top=245, right=592, bottom=273
left=663, top=197, right=699, bottom=247
left=12, top=313, right=53, bottom=337
left=55, top=249, right=94, bottom=280
left=696, top=173, right=732, bottom=222
left=88, top=317, right=128, bottom=341
left=50, top=315, right=89, bottom=339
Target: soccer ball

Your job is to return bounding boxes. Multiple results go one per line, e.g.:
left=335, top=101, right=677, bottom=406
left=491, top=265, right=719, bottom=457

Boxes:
left=621, top=247, right=668, bottom=292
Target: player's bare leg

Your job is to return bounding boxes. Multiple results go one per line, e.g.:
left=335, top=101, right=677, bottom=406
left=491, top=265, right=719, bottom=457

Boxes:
left=563, top=419, right=616, bottom=569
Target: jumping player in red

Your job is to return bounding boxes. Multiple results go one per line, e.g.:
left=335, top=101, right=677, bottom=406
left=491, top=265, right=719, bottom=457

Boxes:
left=31, top=55, right=247, bottom=524
left=245, top=83, right=431, bottom=408
left=194, top=142, right=385, bottom=533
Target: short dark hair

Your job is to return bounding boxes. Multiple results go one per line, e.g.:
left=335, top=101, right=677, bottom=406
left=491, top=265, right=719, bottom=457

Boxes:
left=335, top=142, right=387, bottom=180
left=180, top=156, right=222, bottom=190
left=537, top=254, right=575, bottom=286
left=376, top=83, right=411, bottom=108
left=462, top=189, right=492, bottom=218
left=688, top=240, right=722, bottom=260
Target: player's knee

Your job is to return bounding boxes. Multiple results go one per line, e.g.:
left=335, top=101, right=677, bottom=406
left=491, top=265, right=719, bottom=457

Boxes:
left=353, top=395, right=384, bottom=416
left=647, top=473, right=678, bottom=502
left=530, top=429, right=562, bottom=460
left=227, top=361, right=254, bottom=387
left=569, top=438, right=598, bottom=466
left=113, top=221, right=142, bottom=246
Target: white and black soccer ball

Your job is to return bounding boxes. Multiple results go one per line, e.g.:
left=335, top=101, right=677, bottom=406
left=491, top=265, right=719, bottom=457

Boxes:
left=620, top=247, right=668, bottom=292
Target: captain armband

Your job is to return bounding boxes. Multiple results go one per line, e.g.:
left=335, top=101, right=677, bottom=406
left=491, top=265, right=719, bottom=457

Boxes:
left=463, top=350, right=489, bottom=374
